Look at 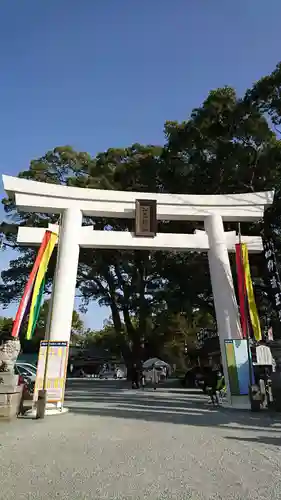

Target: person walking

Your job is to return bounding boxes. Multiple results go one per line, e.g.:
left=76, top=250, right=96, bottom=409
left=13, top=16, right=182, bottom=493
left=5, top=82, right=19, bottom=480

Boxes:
left=152, top=363, right=159, bottom=390
left=216, top=370, right=226, bottom=403
left=140, top=363, right=145, bottom=389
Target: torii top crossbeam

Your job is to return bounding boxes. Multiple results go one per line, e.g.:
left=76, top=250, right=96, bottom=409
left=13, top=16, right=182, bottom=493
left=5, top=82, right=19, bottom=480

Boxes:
left=3, top=175, right=274, bottom=221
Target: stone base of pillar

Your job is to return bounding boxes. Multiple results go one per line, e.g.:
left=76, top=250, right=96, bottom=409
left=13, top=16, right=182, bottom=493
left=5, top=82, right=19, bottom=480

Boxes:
left=0, top=386, right=23, bottom=420
left=21, top=404, right=69, bottom=418
left=222, top=395, right=251, bottom=410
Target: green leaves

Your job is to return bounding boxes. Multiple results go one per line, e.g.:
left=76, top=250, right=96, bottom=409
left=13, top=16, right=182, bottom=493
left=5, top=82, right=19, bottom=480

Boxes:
left=246, top=62, right=281, bottom=126
left=0, top=316, right=14, bottom=342
left=2, top=62, right=281, bottom=359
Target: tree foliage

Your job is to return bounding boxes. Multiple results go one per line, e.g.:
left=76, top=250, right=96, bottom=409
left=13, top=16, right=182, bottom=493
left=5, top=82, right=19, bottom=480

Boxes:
left=2, top=63, right=281, bottom=362
left=0, top=316, right=14, bottom=342
left=16, top=302, right=86, bottom=353
left=246, top=62, right=281, bottom=127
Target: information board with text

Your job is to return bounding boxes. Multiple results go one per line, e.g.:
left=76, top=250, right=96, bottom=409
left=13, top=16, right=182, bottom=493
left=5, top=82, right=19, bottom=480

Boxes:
left=34, top=341, right=69, bottom=405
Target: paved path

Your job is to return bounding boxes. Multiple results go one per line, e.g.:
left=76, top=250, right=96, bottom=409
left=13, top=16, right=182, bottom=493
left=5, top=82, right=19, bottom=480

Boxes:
left=0, top=380, right=281, bottom=499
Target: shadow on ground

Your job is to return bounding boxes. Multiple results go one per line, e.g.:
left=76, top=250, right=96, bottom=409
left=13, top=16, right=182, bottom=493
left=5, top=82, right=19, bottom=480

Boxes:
left=64, top=379, right=281, bottom=447
left=225, top=435, right=281, bottom=447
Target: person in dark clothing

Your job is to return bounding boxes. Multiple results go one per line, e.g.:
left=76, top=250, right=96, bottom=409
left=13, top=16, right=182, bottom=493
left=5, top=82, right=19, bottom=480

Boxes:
left=201, top=367, right=212, bottom=394
left=207, top=369, right=219, bottom=405
left=131, top=363, right=140, bottom=389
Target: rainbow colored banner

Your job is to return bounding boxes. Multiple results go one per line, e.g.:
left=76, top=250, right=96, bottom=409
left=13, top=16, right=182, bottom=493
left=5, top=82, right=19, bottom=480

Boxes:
left=235, top=243, right=248, bottom=338
left=12, top=231, right=51, bottom=337
left=12, top=230, right=58, bottom=339
left=26, top=231, right=58, bottom=340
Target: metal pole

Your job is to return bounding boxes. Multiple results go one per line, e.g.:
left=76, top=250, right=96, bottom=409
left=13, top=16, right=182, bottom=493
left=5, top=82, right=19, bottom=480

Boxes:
left=238, top=223, right=253, bottom=392
left=36, top=218, right=61, bottom=419
left=36, top=289, right=54, bottom=419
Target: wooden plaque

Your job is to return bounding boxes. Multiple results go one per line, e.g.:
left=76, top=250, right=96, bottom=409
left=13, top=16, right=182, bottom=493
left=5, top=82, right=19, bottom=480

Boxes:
left=135, top=199, right=157, bottom=237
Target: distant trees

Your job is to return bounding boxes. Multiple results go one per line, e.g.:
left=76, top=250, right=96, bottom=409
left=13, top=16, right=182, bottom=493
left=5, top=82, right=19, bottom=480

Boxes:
left=0, top=302, right=87, bottom=353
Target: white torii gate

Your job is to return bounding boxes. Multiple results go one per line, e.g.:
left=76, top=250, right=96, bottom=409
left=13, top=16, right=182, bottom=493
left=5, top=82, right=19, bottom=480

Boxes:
left=2, top=175, right=274, bottom=407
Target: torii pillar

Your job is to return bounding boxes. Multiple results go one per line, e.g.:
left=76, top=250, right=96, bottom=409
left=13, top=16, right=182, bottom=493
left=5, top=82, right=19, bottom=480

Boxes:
left=49, top=208, right=82, bottom=342
left=205, top=214, right=242, bottom=406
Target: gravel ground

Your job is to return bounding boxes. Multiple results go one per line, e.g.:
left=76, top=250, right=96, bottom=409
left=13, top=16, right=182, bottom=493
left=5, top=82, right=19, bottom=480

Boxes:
left=0, top=380, right=281, bottom=500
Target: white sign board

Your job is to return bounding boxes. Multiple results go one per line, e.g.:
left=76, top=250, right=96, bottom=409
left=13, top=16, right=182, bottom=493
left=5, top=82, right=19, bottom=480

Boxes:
left=34, top=341, right=69, bottom=405
left=256, top=345, right=273, bottom=366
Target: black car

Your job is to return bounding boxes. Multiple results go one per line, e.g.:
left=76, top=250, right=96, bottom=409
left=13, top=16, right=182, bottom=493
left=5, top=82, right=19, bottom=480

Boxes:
left=182, top=367, right=204, bottom=388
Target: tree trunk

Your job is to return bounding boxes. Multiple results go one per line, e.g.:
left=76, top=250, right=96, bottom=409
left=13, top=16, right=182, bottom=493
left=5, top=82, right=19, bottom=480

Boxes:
left=135, top=251, right=149, bottom=363
left=109, top=300, right=132, bottom=370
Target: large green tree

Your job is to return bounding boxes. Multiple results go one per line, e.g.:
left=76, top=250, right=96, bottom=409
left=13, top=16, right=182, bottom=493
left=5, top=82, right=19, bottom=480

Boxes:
left=246, top=62, right=281, bottom=127
left=2, top=66, right=281, bottom=360
left=163, top=85, right=281, bottom=330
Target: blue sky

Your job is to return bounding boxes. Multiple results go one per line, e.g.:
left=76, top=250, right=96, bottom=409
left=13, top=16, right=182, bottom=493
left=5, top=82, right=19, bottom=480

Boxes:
left=0, top=0, right=281, bottom=329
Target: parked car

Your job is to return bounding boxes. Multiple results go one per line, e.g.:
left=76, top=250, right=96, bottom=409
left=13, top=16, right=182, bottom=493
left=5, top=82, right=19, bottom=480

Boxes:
left=98, top=367, right=116, bottom=379
left=15, top=362, right=37, bottom=382
left=181, top=367, right=204, bottom=388
left=98, top=365, right=127, bottom=379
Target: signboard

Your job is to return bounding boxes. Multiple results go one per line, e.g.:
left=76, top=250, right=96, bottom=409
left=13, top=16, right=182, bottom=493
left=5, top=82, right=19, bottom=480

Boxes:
left=225, top=339, right=253, bottom=396
left=256, top=345, right=273, bottom=366
left=135, top=199, right=157, bottom=237
left=263, top=238, right=281, bottom=323
left=196, top=328, right=218, bottom=347
left=34, top=341, right=69, bottom=405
